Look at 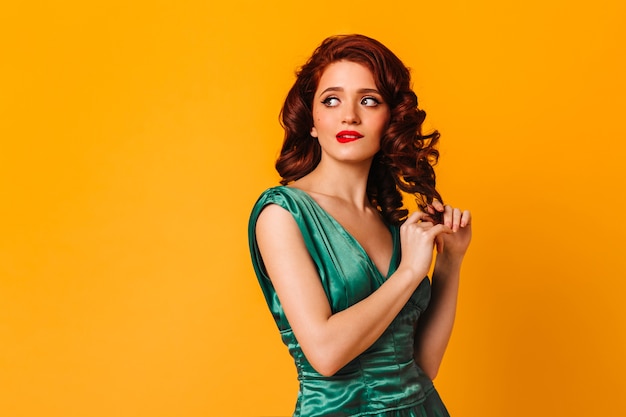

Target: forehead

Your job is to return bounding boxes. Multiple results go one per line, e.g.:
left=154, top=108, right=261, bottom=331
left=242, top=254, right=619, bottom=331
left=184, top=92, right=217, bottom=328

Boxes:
left=316, top=60, right=376, bottom=90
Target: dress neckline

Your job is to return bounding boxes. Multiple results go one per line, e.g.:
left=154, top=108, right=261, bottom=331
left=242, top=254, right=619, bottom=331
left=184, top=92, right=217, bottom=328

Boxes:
left=283, top=186, right=398, bottom=279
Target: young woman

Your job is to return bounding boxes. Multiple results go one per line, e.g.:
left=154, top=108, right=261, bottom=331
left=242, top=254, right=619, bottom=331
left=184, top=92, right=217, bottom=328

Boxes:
left=248, top=34, right=471, bottom=417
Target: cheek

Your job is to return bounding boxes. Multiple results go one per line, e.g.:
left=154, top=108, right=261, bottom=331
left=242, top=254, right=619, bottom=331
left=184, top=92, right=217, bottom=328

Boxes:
left=311, top=110, right=320, bottom=125
left=312, top=113, right=331, bottom=130
left=377, top=114, right=391, bottom=133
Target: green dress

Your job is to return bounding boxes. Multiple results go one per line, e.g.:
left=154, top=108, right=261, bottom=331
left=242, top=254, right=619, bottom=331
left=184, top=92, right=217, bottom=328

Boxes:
left=248, top=186, right=450, bottom=417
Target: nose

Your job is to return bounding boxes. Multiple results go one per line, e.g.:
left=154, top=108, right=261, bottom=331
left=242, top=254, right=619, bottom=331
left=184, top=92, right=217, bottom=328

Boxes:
left=342, top=102, right=360, bottom=124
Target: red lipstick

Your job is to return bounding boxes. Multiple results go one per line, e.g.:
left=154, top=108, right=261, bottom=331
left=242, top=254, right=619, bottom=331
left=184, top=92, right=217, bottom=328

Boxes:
left=336, top=130, right=363, bottom=143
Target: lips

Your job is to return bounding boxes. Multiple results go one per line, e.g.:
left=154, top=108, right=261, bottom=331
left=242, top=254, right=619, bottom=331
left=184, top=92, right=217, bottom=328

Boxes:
left=336, top=130, right=364, bottom=143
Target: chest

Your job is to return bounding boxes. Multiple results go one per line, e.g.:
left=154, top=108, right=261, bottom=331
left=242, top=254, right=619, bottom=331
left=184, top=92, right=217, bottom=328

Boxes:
left=326, top=208, right=393, bottom=278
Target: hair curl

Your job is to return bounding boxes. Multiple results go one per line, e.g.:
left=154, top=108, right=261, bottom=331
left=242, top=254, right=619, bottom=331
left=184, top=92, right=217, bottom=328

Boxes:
left=276, top=34, right=442, bottom=225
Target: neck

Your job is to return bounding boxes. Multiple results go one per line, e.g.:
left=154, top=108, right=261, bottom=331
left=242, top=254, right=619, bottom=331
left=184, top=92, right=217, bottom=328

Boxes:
left=297, top=157, right=373, bottom=209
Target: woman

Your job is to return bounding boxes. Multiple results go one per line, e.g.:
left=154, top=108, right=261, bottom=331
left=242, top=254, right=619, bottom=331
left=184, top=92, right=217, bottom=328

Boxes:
left=248, top=34, right=471, bottom=417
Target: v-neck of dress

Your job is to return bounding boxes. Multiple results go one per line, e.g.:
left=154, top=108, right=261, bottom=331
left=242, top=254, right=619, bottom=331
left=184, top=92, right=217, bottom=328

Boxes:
left=285, top=186, right=398, bottom=279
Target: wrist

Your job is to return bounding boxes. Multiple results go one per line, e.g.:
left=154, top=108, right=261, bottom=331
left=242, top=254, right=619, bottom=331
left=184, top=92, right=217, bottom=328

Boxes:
left=434, top=252, right=464, bottom=275
left=394, top=264, right=428, bottom=286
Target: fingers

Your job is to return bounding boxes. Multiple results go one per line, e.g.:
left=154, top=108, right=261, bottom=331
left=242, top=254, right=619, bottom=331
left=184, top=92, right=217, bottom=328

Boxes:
left=450, top=208, right=471, bottom=230
left=438, top=205, right=457, bottom=230
left=416, top=223, right=452, bottom=240
left=440, top=205, right=471, bottom=232
left=404, top=210, right=433, bottom=225
left=441, top=205, right=453, bottom=229
left=429, top=200, right=445, bottom=213
left=427, top=224, right=453, bottom=256
left=460, top=210, right=471, bottom=228
left=407, top=199, right=471, bottom=234
left=450, top=207, right=462, bottom=232
left=430, top=223, right=453, bottom=237
left=402, top=213, right=452, bottom=237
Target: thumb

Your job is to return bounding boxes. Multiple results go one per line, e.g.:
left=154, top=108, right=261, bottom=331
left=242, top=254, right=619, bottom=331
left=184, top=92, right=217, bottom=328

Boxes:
left=435, top=234, right=444, bottom=254
left=404, top=211, right=429, bottom=225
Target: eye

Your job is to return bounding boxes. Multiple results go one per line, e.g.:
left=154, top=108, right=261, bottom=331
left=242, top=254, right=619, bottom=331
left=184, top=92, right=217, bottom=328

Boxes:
left=321, top=96, right=340, bottom=107
left=361, top=96, right=381, bottom=106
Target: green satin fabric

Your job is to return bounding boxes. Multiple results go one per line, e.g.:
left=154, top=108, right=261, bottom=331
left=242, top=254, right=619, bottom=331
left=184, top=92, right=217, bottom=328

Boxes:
left=249, top=186, right=450, bottom=417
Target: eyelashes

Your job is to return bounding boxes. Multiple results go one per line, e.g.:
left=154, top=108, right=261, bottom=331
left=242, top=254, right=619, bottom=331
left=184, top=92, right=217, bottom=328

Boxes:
left=321, top=96, right=340, bottom=107
left=361, top=97, right=381, bottom=106
left=320, top=96, right=382, bottom=107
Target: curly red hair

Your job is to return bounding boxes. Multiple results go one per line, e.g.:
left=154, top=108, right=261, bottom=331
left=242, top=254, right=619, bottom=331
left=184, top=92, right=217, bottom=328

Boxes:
left=276, top=34, right=442, bottom=225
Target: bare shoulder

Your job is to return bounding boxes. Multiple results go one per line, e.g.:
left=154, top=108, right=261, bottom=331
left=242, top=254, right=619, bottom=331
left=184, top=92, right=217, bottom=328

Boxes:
left=255, top=203, right=308, bottom=265
left=255, top=203, right=325, bottom=309
left=256, top=203, right=299, bottom=238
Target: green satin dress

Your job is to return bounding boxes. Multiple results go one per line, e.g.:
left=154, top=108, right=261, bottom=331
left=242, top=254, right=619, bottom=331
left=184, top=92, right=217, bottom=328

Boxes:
left=248, top=186, right=450, bottom=417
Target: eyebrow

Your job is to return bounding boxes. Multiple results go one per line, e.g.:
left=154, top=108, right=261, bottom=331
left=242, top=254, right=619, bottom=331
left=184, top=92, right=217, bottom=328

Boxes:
left=318, top=87, right=382, bottom=97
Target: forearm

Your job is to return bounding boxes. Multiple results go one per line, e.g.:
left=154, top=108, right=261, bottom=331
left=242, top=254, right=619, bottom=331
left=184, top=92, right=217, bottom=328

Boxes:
left=257, top=205, right=455, bottom=377
left=413, top=254, right=463, bottom=379
left=305, top=266, right=424, bottom=376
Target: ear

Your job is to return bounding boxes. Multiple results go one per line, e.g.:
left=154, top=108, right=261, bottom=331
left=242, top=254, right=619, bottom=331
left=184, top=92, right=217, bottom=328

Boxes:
left=310, top=126, right=318, bottom=138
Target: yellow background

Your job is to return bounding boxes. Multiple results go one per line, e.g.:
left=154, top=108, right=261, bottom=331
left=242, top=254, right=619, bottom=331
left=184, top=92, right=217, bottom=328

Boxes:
left=1, top=1, right=625, bottom=416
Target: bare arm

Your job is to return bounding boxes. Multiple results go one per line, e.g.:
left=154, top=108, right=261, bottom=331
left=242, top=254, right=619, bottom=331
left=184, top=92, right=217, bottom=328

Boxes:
left=414, top=203, right=472, bottom=380
left=256, top=204, right=451, bottom=377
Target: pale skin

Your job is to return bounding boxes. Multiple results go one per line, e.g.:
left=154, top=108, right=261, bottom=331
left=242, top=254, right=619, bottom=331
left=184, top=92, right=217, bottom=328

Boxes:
left=256, top=61, right=472, bottom=378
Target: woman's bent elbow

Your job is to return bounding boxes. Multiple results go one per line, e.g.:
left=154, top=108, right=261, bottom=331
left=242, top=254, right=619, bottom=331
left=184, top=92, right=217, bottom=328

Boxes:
left=309, top=359, right=342, bottom=377
left=420, top=362, right=440, bottom=381
left=305, top=350, right=345, bottom=377
left=415, top=356, right=440, bottom=381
